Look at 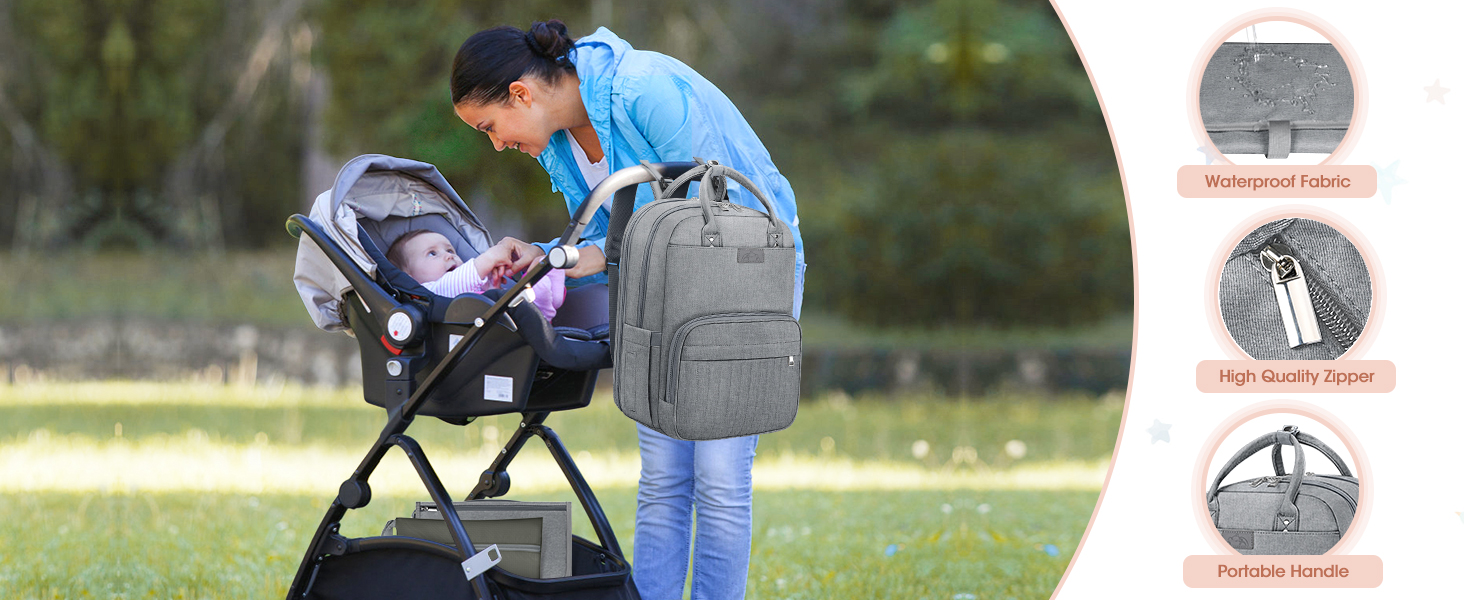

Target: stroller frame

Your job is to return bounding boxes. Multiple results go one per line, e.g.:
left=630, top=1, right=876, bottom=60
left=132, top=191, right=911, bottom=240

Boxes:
left=284, top=162, right=697, bottom=600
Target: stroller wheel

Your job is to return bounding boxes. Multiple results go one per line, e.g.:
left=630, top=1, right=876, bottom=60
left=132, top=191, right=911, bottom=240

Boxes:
left=476, top=471, right=511, bottom=498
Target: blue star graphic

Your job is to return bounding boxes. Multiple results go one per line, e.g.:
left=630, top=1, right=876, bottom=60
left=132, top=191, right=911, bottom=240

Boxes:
left=1147, top=419, right=1171, bottom=444
left=1372, top=160, right=1406, bottom=204
left=1196, top=146, right=1223, bottom=165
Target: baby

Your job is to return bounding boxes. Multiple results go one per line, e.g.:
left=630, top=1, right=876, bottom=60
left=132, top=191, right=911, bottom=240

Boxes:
left=386, top=229, right=565, bottom=321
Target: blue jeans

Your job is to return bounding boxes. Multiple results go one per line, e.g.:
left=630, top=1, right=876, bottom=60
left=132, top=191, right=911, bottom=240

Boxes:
left=633, top=258, right=804, bottom=600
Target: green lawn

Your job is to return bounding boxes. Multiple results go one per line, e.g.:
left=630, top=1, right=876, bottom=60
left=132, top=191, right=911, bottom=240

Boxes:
left=0, top=383, right=1119, bottom=599
left=0, top=252, right=1131, bottom=351
left=0, top=489, right=1094, bottom=600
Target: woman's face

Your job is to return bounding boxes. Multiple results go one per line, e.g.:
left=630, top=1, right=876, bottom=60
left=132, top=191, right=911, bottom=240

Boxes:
left=455, top=80, right=557, bottom=158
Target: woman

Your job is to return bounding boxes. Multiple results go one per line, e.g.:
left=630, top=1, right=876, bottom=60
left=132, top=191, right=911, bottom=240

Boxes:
left=450, top=20, right=805, bottom=600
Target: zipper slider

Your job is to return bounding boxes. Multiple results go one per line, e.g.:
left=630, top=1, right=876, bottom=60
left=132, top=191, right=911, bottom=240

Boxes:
left=1259, top=244, right=1323, bottom=348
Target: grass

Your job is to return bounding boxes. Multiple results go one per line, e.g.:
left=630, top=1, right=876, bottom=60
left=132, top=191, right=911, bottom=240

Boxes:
left=0, top=251, right=1132, bottom=350
left=0, top=382, right=1120, bottom=599
left=0, top=489, right=1093, bottom=600
left=0, top=252, right=304, bottom=325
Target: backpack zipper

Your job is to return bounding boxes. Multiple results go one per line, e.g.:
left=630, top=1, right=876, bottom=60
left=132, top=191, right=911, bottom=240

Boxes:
left=1246, top=474, right=1357, bottom=510
left=1308, top=282, right=1361, bottom=350
left=1303, top=476, right=1358, bottom=511
left=1257, top=241, right=1360, bottom=351
left=633, top=204, right=702, bottom=328
left=1259, top=243, right=1322, bottom=348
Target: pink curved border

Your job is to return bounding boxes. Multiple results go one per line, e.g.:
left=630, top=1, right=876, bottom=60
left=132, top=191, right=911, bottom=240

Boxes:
left=1186, top=10, right=1368, bottom=166
left=1045, top=3, right=1136, bottom=598
left=1203, top=205, right=1387, bottom=360
left=1189, top=400, right=1373, bottom=555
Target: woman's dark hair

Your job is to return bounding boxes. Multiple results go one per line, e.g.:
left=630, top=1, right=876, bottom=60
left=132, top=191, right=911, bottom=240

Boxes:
left=451, top=20, right=576, bottom=106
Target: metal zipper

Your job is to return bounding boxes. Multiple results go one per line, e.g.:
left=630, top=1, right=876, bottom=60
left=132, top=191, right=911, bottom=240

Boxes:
left=1308, top=283, right=1361, bottom=350
left=1304, top=480, right=1358, bottom=511
left=1259, top=243, right=1323, bottom=348
left=1247, top=474, right=1357, bottom=511
left=1258, top=240, right=1362, bottom=351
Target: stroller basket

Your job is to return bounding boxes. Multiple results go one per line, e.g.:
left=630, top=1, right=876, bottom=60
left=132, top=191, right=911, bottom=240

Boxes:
left=284, top=156, right=697, bottom=600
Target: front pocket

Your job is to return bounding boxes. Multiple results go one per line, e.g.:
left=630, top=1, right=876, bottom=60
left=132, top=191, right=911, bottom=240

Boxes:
left=614, top=324, right=655, bottom=423
left=665, top=313, right=801, bottom=440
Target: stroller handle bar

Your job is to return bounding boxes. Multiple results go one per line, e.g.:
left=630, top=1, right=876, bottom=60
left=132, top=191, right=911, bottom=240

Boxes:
left=555, top=161, right=699, bottom=250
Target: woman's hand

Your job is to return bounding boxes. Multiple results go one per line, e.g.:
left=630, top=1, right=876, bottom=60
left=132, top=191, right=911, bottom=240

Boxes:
left=563, top=244, right=606, bottom=279
left=496, top=237, right=607, bottom=279
left=497, top=237, right=546, bottom=273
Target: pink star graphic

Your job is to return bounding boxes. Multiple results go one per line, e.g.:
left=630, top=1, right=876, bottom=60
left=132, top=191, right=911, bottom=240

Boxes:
left=1424, top=79, right=1450, bottom=104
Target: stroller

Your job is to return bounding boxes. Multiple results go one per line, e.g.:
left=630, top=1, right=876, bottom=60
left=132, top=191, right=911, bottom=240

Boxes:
left=287, top=154, right=697, bottom=600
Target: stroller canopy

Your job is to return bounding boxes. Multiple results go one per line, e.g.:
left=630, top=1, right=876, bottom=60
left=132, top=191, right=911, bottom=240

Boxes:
left=294, top=154, right=493, bottom=332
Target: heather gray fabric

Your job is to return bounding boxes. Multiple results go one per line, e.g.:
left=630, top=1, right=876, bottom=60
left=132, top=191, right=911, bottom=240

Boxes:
left=611, top=162, right=800, bottom=440
left=409, top=500, right=572, bottom=579
left=1250, top=532, right=1342, bottom=555
left=1207, top=428, right=1359, bottom=555
left=1199, top=43, right=1353, bottom=157
left=1218, top=218, right=1370, bottom=359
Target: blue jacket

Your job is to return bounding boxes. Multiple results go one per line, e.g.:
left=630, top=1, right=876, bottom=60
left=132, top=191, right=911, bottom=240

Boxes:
left=532, top=28, right=803, bottom=285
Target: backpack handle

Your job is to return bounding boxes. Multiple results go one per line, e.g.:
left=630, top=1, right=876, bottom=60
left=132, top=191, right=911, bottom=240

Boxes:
left=661, top=159, right=790, bottom=249
left=1270, top=430, right=1352, bottom=477
left=1206, top=427, right=1306, bottom=532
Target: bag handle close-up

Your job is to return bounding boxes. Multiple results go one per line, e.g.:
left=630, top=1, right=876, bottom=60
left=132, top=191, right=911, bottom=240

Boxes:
left=661, top=158, right=788, bottom=249
left=1206, top=427, right=1306, bottom=533
left=1269, top=430, right=1353, bottom=477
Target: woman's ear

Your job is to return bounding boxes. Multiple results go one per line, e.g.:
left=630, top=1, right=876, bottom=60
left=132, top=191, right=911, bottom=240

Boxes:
left=508, top=80, right=533, bottom=107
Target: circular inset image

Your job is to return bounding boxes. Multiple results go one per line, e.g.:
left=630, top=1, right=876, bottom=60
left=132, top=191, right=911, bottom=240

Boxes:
left=1197, top=21, right=1356, bottom=164
left=1201, top=415, right=1360, bottom=556
left=1218, top=217, right=1371, bottom=360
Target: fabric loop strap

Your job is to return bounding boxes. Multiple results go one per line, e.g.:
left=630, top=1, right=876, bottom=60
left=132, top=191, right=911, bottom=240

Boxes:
left=1266, top=120, right=1292, bottom=159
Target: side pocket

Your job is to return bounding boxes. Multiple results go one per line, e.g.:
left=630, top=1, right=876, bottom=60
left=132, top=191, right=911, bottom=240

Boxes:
left=615, top=324, right=656, bottom=424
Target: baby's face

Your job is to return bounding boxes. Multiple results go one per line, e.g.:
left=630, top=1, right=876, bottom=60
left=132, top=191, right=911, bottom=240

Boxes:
left=399, top=232, right=463, bottom=283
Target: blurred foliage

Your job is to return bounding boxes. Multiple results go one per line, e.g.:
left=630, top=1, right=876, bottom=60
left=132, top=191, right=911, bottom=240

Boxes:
left=0, top=0, right=307, bottom=251
left=0, top=0, right=1129, bottom=327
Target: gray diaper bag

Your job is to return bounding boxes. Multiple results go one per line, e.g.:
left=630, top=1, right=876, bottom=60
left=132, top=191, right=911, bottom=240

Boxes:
left=1206, top=426, right=1359, bottom=555
left=606, top=161, right=801, bottom=440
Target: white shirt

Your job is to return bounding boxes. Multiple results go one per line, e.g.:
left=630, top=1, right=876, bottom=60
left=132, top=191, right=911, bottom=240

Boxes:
left=568, top=132, right=611, bottom=196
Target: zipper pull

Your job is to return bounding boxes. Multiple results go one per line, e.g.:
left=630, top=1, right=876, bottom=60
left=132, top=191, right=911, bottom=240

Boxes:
left=1259, top=244, right=1323, bottom=348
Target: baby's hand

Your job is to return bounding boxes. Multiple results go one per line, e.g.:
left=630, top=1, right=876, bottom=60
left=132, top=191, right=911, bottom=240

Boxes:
left=472, top=244, right=516, bottom=284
